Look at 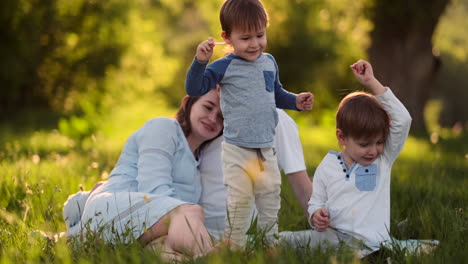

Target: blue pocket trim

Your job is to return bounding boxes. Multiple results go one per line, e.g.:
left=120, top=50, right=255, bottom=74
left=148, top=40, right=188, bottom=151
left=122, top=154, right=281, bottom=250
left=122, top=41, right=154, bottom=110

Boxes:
left=355, top=164, right=377, bottom=191
left=329, top=150, right=356, bottom=182
left=263, top=70, right=275, bottom=92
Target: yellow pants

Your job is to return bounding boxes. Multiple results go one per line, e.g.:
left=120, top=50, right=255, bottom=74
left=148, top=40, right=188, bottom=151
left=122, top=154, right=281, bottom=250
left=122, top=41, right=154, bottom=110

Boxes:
left=222, top=142, right=281, bottom=247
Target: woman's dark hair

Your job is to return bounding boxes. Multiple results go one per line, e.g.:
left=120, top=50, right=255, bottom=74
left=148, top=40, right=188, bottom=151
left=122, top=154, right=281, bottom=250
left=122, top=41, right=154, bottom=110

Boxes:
left=175, top=95, right=200, bottom=137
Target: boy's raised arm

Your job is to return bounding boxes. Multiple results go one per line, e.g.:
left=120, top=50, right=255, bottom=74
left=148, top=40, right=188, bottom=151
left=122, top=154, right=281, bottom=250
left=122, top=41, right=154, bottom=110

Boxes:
left=350, top=60, right=386, bottom=95
left=185, top=38, right=218, bottom=97
left=195, top=37, right=215, bottom=63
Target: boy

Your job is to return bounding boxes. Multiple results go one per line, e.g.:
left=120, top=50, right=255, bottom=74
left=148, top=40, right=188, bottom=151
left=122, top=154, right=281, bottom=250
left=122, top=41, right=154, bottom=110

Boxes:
left=185, top=0, right=313, bottom=247
left=307, top=59, right=412, bottom=256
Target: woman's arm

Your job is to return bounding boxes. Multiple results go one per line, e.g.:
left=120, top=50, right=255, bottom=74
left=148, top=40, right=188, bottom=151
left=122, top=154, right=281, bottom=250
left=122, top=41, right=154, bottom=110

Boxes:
left=135, top=118, right=180, bottom=197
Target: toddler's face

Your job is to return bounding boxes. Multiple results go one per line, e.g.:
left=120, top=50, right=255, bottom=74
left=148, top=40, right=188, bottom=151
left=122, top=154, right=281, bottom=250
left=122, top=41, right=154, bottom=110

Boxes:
left=341, top=135, right=385, bottom=167
left=224, top=26, right=267, bottom=61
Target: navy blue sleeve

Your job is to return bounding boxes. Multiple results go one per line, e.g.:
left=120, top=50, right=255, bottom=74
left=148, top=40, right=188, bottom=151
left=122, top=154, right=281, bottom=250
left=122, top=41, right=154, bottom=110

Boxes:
left=185, top=57, right=229, bottom=96
left=266, top=55, right=298, bottom=110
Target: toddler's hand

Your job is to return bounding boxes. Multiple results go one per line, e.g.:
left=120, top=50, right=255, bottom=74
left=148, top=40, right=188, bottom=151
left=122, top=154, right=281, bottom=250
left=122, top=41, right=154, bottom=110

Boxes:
left=196, top=37, right=215, bottom=63
left=350, top=59, right=386, bottom=95
left=296, top=92, right=314, bottom=111
left=311, top=208, right=330, bottom=232
left=350, top=60, right=376, bottom=85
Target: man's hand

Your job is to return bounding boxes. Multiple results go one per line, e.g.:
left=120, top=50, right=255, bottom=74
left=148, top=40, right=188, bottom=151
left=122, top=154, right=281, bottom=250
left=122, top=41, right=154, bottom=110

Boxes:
left=296, top=92, right=314, bottom=111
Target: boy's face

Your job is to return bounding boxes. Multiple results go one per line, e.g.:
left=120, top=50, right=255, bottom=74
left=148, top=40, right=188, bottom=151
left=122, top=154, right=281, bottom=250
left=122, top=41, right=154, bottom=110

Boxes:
left=222, top=26, right=267, bottom=62
left=337, top=130, right=385, bottom=167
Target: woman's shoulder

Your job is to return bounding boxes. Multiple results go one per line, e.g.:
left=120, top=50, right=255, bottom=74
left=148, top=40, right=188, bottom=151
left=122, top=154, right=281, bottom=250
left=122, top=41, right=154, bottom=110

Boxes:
left=138, top=117, right=182, bottom=138
left=143, top=117, right=179, bottom=128
left=133, top=117, right=185, bottom=149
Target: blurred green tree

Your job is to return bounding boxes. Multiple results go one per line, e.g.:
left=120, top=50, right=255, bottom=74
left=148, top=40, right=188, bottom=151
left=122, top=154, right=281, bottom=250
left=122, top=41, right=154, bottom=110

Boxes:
left=433, top=0, right=468, bottom=128
left=1, top=0, right=464, bottom=136
left=0, top=0, right=130, bottom=116
left=367, top=0, right=451, bottom=131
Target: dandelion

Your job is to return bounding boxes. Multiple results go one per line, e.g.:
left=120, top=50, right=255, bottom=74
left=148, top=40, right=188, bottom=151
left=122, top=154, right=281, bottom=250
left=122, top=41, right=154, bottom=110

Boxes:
left=25, top=184, right=33, bottom=195
left=244, top=157, right=265, bottom=182
left=101, top=171, right=109, bottom=180
left=91, top=162, right=99, bottom=169
left=430, top=132, right=439, bottom=144
left=452, top=122, right=463, bottom=136
left=32, top=154, right=40, bottom=164
left=54, top=185, right=62, bottom=192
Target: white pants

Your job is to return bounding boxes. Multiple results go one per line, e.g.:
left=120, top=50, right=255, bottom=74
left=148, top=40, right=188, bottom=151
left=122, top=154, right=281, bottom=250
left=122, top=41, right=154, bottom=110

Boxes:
left=222, top=142, right=281, bottom=247
left=279, top=228, right=363, bottom=249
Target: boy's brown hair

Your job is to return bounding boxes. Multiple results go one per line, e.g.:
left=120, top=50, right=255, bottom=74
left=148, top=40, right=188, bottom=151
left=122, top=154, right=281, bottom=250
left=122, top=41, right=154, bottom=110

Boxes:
left=336, top=91, right=390, bottom=141
left=220, top=0, right=269, bottom=37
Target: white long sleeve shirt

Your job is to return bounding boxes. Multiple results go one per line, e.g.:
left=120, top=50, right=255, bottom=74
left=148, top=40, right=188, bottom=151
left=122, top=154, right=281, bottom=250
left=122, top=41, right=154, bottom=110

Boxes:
left=308, top=88, right=412, bottom=251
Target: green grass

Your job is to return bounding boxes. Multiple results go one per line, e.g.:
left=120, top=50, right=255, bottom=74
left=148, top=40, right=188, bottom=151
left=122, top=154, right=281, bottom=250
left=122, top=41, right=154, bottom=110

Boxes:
left=0, top=110, right=466, bottom=263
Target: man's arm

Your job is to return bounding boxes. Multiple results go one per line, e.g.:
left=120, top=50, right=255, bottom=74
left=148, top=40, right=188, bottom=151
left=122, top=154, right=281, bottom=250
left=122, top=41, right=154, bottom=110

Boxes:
left=286, top=170, right=312, bottom=216
left=274, top=109, right=312, bottom=216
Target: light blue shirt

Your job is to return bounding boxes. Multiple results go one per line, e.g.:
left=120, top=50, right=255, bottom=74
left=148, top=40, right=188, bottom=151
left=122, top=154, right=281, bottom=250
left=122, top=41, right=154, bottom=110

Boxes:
left=106, top=117, right=201, bottom=203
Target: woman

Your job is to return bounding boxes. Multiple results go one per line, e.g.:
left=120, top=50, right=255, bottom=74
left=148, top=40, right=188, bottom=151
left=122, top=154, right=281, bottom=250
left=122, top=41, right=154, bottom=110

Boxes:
left=70, top=89, right=223, bottom=257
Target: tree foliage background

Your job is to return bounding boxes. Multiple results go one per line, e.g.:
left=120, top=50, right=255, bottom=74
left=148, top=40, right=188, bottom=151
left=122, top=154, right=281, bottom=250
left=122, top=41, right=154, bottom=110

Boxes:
left=1, top=0, right=466, bottom=138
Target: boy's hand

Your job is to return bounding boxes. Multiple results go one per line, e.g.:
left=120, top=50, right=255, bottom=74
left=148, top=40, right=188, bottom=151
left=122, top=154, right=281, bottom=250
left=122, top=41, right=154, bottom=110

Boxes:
left=350, top=59, right=375, bottom=85
left=296, top=92, right=314, bottom=111
left=311, top=208, right=330, bottom=232
left=350, top=60, right=385, bottom=95
left=196, top=37, right=215, bottom=63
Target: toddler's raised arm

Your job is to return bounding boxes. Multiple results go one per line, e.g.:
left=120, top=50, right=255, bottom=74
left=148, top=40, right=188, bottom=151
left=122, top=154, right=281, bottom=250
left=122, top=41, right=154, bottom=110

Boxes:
left=350, top=60, right=386, bottom=95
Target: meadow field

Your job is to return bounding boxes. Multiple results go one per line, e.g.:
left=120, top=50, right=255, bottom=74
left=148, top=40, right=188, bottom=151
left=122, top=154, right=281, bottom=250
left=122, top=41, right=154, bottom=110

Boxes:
left=0, top=109, right=466, bottom=263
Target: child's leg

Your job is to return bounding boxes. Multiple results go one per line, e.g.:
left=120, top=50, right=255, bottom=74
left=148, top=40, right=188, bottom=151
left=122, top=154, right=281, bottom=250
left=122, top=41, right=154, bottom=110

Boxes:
left=222, top=142, right=255, bottom=247
left=279, top=228, right=343, bottom=248
left=253, top=147, right=281, bottom=244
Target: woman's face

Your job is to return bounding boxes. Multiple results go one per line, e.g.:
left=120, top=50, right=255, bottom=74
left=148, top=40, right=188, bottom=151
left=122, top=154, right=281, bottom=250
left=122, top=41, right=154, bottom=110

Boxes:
left=189, top=89, right=223, bottom=143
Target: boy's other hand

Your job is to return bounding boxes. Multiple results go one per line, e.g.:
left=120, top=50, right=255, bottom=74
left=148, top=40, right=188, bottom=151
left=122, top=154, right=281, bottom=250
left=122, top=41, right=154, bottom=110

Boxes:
left=196, top=37, right=215, bottom=63
left=350, top=59, right=386, bottom=95
left=311, top=208, right=330, bottom=232
left=350, top=59, right=375, bottom=85
left=296, top=92, right=314, bottom=111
